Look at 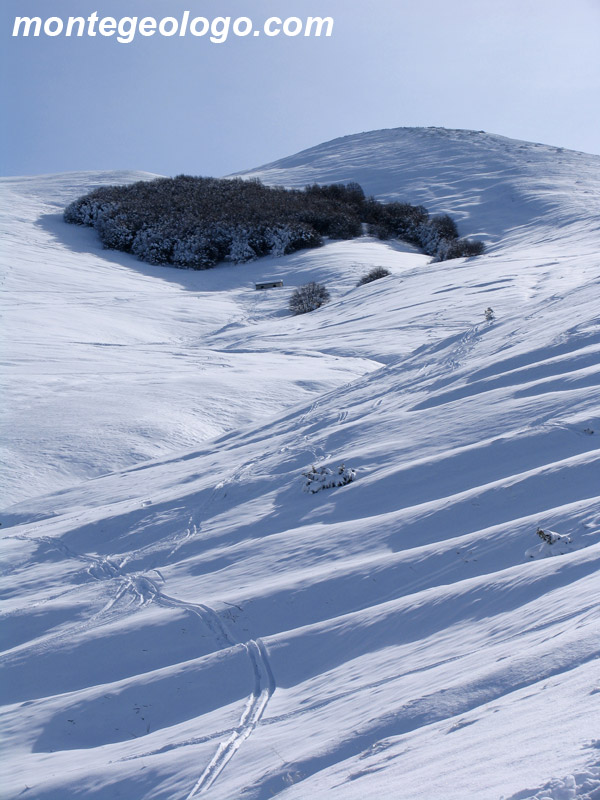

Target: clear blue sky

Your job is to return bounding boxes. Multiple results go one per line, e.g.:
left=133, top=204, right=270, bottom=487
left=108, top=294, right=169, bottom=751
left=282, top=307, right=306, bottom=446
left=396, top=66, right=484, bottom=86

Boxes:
left=2, top=0, right=599, bottom=176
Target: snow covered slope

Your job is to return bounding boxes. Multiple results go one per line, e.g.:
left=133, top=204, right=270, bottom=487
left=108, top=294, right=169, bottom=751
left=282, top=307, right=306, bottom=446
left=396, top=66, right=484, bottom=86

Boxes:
left=0, top=173, right=386, bottom=506
left=1, top=129, right=600, bottom=800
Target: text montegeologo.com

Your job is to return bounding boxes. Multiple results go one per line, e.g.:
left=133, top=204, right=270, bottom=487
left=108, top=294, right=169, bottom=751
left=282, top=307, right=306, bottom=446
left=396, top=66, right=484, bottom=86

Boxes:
left=12, top=12, right=334, bottom=44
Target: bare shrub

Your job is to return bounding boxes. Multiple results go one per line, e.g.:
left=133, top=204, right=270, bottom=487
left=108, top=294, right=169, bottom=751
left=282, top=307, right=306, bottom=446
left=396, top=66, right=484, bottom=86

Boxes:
left=289, top=282, right=330, bottom=315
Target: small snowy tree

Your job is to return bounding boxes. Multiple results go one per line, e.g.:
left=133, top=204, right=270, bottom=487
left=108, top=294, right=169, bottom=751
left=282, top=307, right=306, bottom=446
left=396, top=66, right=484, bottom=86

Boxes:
left=484, top=307, right=495, bottom=321
left=266, top=226, right=294, bottom=257
left=302, top=464, right=356, bottom=493
left=227, top=228, right=257, bottom=263
left=525, top=527, right=574, bottom=559
left=131, top=226, right=173, bottom=264
left=536, top=527, right=570, bottom=546
left=289, top=282, right=330, bottom=315
left=171, top=234, right=218, bottom=269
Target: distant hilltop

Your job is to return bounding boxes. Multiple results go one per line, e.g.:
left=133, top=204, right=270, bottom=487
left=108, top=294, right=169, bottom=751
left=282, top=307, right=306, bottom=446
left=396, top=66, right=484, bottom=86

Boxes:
left=236, top=126, right=600, bottom=239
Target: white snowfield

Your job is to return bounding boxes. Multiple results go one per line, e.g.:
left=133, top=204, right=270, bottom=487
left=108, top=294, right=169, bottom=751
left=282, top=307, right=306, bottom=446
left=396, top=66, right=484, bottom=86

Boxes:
left=1, top=128, right=599, bottom=800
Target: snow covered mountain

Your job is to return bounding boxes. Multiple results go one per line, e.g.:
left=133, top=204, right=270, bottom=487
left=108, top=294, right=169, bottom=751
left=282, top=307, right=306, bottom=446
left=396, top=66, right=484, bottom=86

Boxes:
left=1, top=128, right=600, bottom=800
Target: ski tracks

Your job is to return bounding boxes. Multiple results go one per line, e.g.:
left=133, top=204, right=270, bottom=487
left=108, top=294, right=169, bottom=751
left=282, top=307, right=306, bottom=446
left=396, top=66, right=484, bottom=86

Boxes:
left=155, top=592, right=276, bottom=795
left=186, top=638, right=275, bottom=797
left=114, top=579, right=276, bottom=797
left=17, top=532, right=276, bottom=797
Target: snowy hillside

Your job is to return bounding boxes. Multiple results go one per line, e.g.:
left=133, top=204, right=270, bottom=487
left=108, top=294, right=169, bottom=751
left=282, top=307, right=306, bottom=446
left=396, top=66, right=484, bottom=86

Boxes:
left=1, top=129, right=600, bottom=800
left=0, top=173, right=383, bottom=506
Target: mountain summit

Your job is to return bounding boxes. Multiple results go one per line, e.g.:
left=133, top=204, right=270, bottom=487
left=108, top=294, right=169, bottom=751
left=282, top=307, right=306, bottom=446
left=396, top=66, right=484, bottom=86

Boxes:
left=238, top=126, right=600, bottom=240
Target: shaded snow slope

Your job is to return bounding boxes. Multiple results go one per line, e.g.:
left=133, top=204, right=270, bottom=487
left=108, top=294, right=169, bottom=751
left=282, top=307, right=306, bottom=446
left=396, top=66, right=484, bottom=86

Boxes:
left=1, top=129, right=600, bottom=800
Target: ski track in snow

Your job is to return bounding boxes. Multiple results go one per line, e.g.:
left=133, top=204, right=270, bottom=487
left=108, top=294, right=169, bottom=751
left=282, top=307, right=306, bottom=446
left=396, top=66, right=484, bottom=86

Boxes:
left=12, top=530, right=276, bottom=798
left=123, top=578, right=277, bottom=797
left=186, top=639, right=276, bottom=797
left=104, top=563, right=276, bottom=798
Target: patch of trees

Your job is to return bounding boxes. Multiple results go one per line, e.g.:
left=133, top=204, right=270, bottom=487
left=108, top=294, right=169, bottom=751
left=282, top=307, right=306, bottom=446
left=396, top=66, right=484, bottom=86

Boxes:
left=64, top=175, right=484, bottom=269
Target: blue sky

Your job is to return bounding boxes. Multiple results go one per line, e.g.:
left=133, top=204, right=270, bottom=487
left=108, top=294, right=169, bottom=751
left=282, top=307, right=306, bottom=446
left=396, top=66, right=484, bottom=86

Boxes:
left=2, top=0, right=599, bottom=176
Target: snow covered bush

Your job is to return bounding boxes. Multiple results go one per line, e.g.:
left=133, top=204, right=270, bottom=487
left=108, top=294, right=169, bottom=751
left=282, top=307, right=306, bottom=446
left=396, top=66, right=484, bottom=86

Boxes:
left=536, top=527, right=569, bottom=546
left=171, top=233, right=219, bottom=269
left=363, top=201, right=485, bottom=261
left=484, top=307, right=495, bottom=321
left=289, top=282, right=330, bottom=315
left=363, top=200, right=428, bottom=242
left=357, top=266, right=391, bottom=286
left=431, top=236, right=485, bottom=261
left=302, top=464, right=356, bottom=493
left=94, top=211, right=136, bottom=251
left=429, top=213, right=459, bottom=240
left=131, top=226, right=174, bottom=265
left=266, top=226, right=294, bottom=258
left=227, top=228, right=258, bottom=263
left=525, top=527, right=574, bottom=559
left=269, top=224, right=322, bottom=256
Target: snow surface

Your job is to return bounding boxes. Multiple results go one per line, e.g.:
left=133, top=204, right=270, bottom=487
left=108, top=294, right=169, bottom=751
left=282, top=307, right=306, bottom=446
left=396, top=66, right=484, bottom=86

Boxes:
left=1, top=128, right=600, bottom=800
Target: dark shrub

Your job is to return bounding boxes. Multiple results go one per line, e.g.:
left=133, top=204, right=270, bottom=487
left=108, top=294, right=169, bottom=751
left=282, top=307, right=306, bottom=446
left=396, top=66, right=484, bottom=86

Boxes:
left=326, top=213, right=362, bottom=240
left=95, top=211, right=137, bottom=251
left=435, top=238, right=486, bottom=260
left=289, top=282, right=330, bottom=315
left=455, top=238, right=486, bottom=257
left=131, top=225, right=174, bottom=265
left=430, top=214, right=459, bottom=240
left=357, top=267, right=391, bottom=286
